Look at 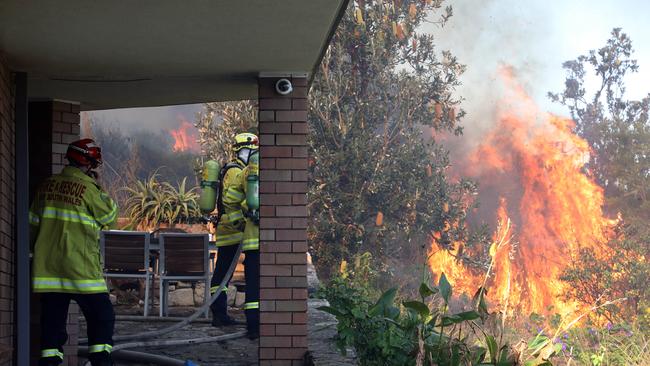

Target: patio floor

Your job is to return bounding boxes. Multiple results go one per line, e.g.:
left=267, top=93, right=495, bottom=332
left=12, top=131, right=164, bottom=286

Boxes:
left=80, top=306, right=257, bottom=366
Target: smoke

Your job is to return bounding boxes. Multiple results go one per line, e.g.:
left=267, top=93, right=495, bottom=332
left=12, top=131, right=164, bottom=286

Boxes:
left=86, top=104, right=203, bottom=133
left=419, top=0, right=650, bottom=227
left=423, top=0, right=560, bottom=147
left=423, top=0, right=650, bottom=150
left=81, top=105, right=203, bottom=188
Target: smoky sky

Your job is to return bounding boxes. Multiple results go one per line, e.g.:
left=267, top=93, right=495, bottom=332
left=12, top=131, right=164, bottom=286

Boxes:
left=84, top=0, right=650, bottom=139
left=424, top=0, right=650, bottom=144
left=86, top=104, right=204, bottom=133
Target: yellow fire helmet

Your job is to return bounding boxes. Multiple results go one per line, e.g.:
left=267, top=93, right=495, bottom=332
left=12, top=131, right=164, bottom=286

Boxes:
left=232, top=132, right=259, bottom=152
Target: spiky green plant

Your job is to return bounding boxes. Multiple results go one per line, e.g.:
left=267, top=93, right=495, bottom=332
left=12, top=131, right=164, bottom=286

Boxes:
left=122, top=171, right=200, bottom=230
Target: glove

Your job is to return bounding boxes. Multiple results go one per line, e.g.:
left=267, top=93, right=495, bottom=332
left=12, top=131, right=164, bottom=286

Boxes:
left=234, top=219, right=245, bottom=231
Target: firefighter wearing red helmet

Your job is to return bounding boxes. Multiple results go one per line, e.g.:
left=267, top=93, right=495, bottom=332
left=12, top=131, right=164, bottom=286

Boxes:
left=30, top=138, right=118, bottom=366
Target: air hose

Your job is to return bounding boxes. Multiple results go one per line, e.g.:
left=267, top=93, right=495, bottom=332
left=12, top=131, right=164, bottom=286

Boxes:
left=79, top=243, right=243, bottom=344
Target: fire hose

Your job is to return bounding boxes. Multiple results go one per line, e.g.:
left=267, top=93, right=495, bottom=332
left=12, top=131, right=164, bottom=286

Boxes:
left=78, top=348, right=186, bottom=366
left=79, top=243, right=244, bottom=345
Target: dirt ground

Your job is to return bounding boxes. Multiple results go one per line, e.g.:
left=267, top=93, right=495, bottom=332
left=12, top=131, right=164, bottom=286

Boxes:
left=79, top=306, right=258, bottom=366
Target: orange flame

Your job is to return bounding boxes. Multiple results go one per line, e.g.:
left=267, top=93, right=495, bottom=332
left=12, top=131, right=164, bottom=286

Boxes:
left=170, top=119, right=199, bottom=152
left=429, top=66, right=615, bottom=316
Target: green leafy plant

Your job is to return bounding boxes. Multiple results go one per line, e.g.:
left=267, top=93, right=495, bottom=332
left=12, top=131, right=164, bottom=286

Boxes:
left=122, top=171, right=200, bottom=230
left=319, top=254, right=564, bottom=366
left=563, top=323, right=650, bottom=366
left=195, top=100, right=258, bottom=163
left=308, top=0, right=479, bottom=280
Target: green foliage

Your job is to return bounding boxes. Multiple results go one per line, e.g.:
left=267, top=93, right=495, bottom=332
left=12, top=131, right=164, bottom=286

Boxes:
left=550, top=28, right=650, bottom=321
left=195, top=101, right=258, bottom=164
left=309, top=0, right=477, bottom=279
left=563, top=323, right=650, bottom=366
left=319, top=254, right=562, bottom=366
left=560, top=223, right=650, bottom=322
left=122, top=171, right=201, bottom=230
left=549, top=28, right=650, bottom=219
left=84, top=119, right=200, bottom=212
left=548, top=28, right=650, bottom=214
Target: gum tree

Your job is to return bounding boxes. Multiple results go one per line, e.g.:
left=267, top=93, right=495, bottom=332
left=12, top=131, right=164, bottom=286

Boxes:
left=308, top=0, right=476, bottom=280
left=550, top=29, right=650, bottom=319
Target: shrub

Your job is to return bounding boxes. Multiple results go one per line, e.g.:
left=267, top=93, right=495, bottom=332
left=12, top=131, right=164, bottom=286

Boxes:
left=122, top=171, right=200, bottom=230
left=564, top=323, right=650, bottom=366
left=319, top=254, right=564, bottom=366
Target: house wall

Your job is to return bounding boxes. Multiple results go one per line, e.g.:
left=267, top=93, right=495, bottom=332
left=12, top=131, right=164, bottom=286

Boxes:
left=0, top=54, right=16, bottom=366
left=258, top=75, right=309, bottom=365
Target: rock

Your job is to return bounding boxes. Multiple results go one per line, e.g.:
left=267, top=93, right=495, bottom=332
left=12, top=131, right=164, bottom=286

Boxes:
left=307, top=252, right=320, bottom=293
left=235, top=291, right=246, bottom=307
left=176, top=281, right=193, bottom=289
left=167, top=288, right=195, bottom=307
left=185, top=283, right=240, bottom=307
left=109, top=294, right=117, bottom=305
left=193, top=283, right=206, bottom=305
left=227, top=285, right=237, bottom=306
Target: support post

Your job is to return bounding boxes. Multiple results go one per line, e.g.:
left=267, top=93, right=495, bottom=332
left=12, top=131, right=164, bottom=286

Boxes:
left=14, top=72, right=29, bottom=366
left=258, top=74, right=310, bottom=365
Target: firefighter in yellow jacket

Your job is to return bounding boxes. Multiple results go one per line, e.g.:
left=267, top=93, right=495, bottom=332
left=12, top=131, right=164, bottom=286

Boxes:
left=30, top=139, right=118, bottom=366
left=209, top=133, right=260, bottom=339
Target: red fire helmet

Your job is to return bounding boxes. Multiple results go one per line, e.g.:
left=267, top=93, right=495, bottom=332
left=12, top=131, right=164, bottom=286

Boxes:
left=66, top=138, right=102, bottom=168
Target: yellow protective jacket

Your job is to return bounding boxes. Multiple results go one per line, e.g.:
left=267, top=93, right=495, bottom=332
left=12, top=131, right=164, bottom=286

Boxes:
left=215, top=162, right=245, bottom=247
left=29, top=166, right=118, bottom=293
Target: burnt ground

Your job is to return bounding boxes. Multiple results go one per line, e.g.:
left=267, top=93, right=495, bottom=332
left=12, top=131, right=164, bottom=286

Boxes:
left=79, top=306, right=257, bottom=366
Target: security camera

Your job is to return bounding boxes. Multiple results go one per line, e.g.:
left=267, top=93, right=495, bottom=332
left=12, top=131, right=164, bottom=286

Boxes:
left=275, top=78, right=293, bottom=96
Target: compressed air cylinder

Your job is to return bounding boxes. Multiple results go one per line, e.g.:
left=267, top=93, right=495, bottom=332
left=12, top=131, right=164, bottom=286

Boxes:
left=199, top=160, right=220, bottom=213
left=246, top=152, right=259, bottom=210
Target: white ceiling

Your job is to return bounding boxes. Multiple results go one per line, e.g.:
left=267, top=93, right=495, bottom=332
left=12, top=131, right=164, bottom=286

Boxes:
left=0, top=0, right=347, bottom=110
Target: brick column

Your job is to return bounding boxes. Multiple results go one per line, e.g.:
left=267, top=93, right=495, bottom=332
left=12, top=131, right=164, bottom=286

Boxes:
left=28, top=101, right=80, bottom=366
left=51, top=102, right=81, bottom=175
left=258, top=75, right=309, bottom=365
left=0, top=53, right=16, bottom=366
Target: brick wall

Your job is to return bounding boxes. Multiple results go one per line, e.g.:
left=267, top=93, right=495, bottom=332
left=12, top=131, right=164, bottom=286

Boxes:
left=0, top=54, right=16, bottom=366
left=28, top=101, right=80, bottom=365
left=258, top=75, right=309, bottom=365
left=51, top=102, right=81, bottom=174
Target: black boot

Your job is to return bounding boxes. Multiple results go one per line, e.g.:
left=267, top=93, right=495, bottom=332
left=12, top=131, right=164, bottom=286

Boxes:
left=89, top=352, right=113, bottom=366
left=90, top=361, right=113, bottom=366
left=38, top=357, right=62, bottom=366
left=211, top=315, right=242, bottom=327
left=245, top=307, right=260, bottom=340
left=247, top=328, right=260, bottom=340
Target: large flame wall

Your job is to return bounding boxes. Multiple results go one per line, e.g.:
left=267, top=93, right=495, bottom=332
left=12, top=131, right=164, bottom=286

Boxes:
left=429, top=67, right=613, bottom=316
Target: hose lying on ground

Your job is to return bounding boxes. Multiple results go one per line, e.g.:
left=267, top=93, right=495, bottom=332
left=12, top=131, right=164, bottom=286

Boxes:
left=79, top=347, right=186, bottom=366
left=79, top=244, right=243, bottom=344
left=112, top=331, right=247, bottom=351
left=115, top=315, right=212, bottom=323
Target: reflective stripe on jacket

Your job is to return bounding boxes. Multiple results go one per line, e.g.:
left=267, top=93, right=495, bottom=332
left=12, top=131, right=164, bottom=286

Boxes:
left=30, top=166, right=118, bottom=294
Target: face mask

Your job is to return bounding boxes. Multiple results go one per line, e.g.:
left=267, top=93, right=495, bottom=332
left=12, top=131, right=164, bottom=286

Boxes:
left=237, top=148, right=252, bottom=165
